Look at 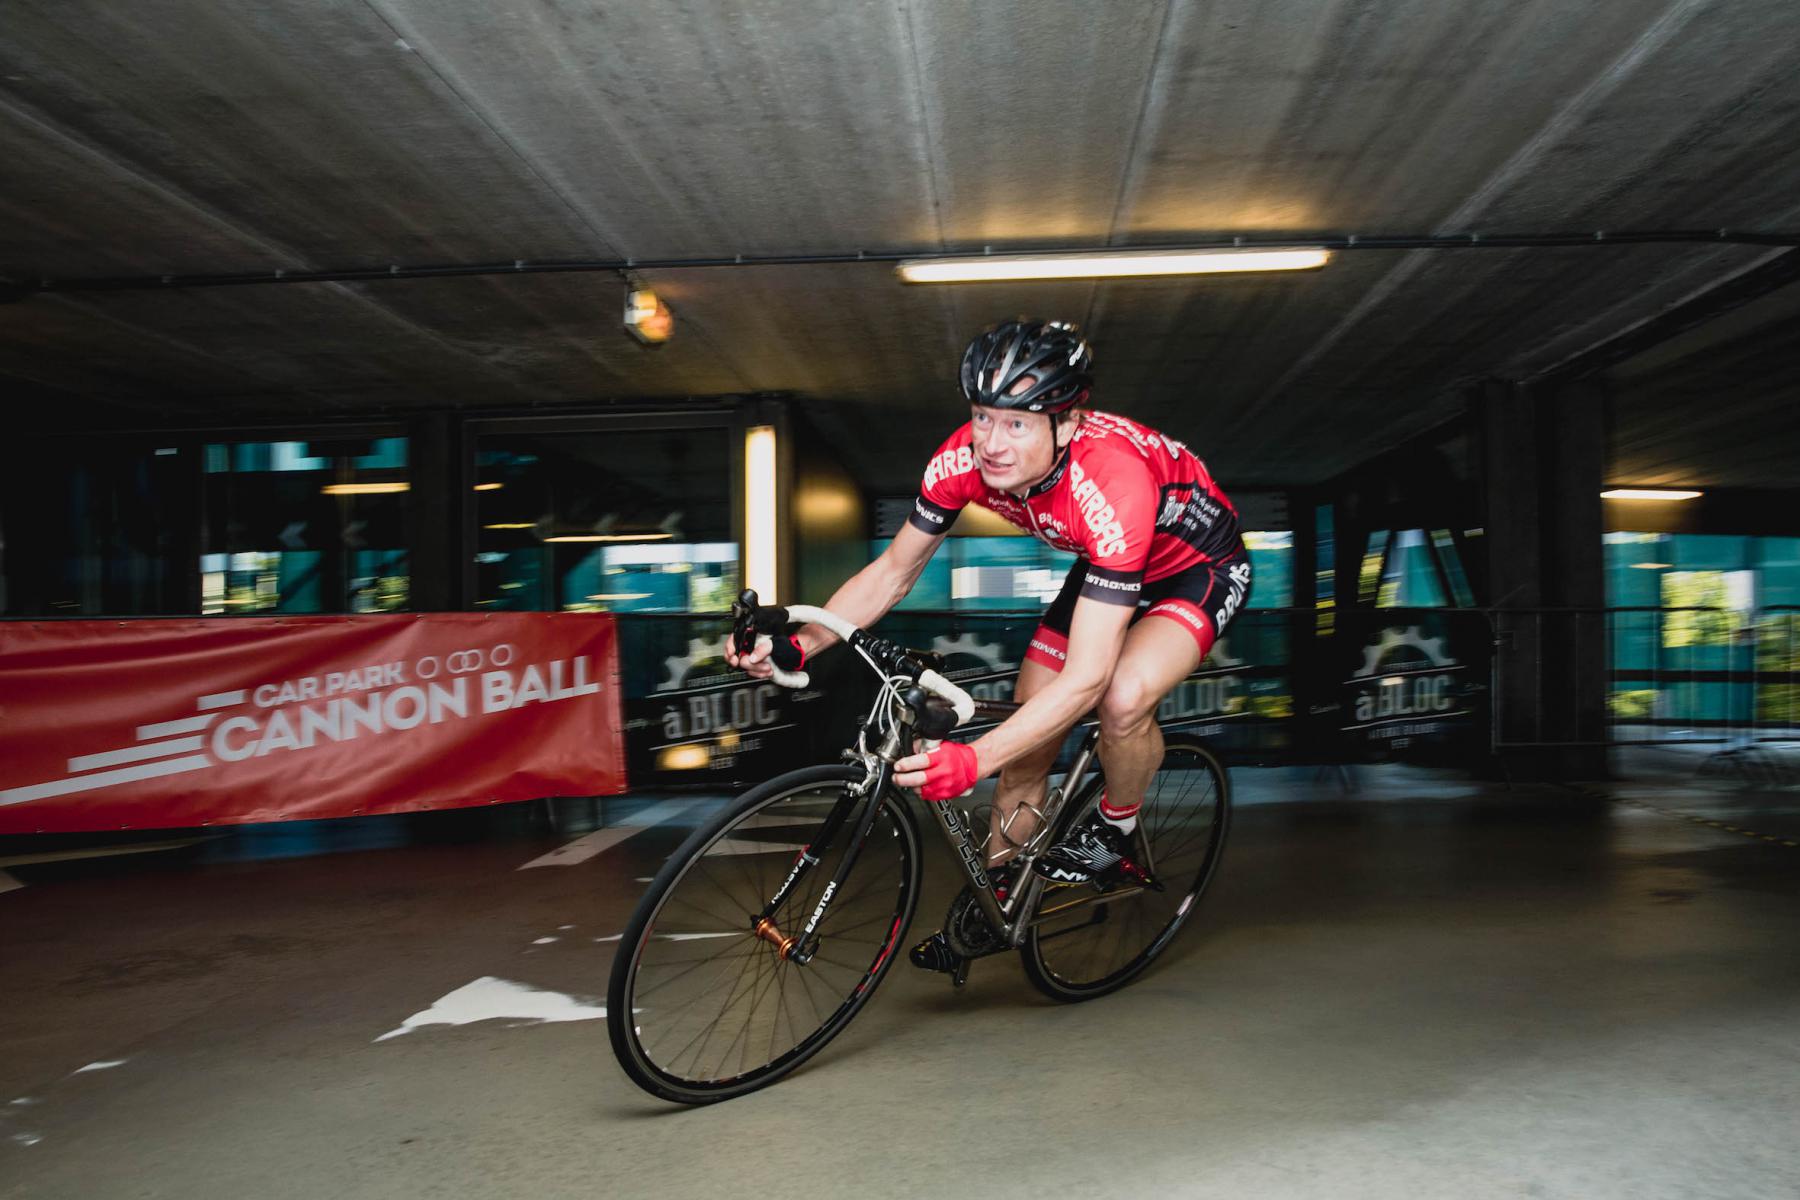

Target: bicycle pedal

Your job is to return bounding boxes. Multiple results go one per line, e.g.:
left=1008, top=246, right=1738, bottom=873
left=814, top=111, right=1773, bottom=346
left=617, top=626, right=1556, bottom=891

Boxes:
left=951, top=958, right=971, bottom=988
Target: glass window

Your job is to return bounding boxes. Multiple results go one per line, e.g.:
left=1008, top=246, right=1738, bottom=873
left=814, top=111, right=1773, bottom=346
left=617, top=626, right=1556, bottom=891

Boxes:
left=1373, top=529, right=1447, bottom=608
left=1, top=440, right=193, bottom=616
left=474, top=428, right=735, bottom=613
left=1315, top=504, right=1335, bottom=636
left=200, top=437, right=410, bottom=615
left=1242, top=531, right=1292, bottom=608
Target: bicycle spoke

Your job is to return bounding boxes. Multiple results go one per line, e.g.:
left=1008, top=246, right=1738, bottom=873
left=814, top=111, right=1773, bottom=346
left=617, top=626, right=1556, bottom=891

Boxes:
left=615, top=778, right=916, bottom=1097
left=1026, top=743, right=1229, bottom=997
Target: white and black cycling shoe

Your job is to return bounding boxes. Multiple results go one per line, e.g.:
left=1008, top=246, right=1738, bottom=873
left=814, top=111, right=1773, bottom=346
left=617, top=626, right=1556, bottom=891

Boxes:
left=1031, top=811, right=1136, bottom=886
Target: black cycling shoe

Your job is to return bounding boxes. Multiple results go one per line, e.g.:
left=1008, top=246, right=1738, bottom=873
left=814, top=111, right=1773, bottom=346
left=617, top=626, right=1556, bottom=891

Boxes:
left=907, top=864, right=1016, bottom=973
left=1031, top=810, right=1134, bottom=886
left=908, top=930, right=963, bottom=973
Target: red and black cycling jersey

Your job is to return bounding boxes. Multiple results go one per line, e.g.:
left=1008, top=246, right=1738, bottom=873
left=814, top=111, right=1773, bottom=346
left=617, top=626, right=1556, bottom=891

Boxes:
left=908, top=410, right=1243, bottom=605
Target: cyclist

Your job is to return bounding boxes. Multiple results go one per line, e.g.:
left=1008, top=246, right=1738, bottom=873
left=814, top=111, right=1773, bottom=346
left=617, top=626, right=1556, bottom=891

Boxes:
left=726, top=318, right=1250, bottom=970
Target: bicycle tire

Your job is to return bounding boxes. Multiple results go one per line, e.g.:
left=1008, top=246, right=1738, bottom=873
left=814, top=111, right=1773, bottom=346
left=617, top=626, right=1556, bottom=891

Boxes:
left=608, top=765, right=921, bottom=1103
left=1020, top=733, right=1230, bottom=1001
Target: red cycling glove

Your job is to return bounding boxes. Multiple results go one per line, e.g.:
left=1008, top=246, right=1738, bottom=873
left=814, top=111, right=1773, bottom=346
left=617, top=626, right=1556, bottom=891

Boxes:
left=917, top=740, right=981, bottom=803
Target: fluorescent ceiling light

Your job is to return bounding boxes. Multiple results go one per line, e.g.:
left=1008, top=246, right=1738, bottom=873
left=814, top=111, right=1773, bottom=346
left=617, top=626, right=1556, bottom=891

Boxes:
left=745, top=425, right=779, bottom=600
left=588, top=592, right=653, bottom=601
left=896, top=247, right=1331, bottom=284
left=1630, top=562, right=1673, bottom=569
left=543, top=533, right=675, bottom=543
left=473, top=482, right=503, bottom=492
left=1601, top=489, right=1702, bottom=501
left=321, top=482, right=409, bottom=495
left=483, top=523, right=535, bottom=530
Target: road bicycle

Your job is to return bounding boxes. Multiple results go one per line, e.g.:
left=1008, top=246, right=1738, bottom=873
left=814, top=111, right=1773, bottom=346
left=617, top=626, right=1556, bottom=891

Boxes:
left=607, top=592, right=1232, bottom=1103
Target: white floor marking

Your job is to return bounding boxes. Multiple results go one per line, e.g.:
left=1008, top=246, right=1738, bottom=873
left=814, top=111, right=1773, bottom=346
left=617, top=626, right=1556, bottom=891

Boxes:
left=704, top=838, right=806, bottom=857
left=0, top=871, right=21, bottom=896
left=12, top=1133, right=42, bottom=1147
left=730, top=814, right=825, bottom=830
left=375, top=977, right=606, bottom=1042
left=594, top=931, right=738, bottom=943
left=0, top=837, right=216, bottom=870
left=557, top=924, right=574, bottom=931
left=635, top=877, right=654, bottom=883
left=530, top=937, right=558, bottom=945
left=72, top=1060, right=127, bottom=1075
left=517, top=798, right=704, bottom=869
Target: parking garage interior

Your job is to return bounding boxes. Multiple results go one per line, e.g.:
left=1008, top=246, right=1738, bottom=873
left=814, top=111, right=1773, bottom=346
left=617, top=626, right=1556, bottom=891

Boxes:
left=3, top=3, right=1799, bottom=1197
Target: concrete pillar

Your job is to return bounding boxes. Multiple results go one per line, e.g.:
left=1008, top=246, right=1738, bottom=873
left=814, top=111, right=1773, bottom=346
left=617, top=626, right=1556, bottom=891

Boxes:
left=407, top=412, right=467, bottom=611
left=1474, top=379, right=1609, bottom=778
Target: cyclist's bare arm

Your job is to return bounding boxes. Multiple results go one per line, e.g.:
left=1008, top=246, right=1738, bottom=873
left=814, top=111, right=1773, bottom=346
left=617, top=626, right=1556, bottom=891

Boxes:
left=724, top=523, right=945, bottom=678
left=894, top=595, right=1131, bottom=787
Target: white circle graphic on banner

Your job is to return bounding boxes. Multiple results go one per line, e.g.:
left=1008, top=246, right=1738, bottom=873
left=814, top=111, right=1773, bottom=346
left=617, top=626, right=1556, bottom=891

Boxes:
left=491, top=643, right=516, bottom=667
left=416, top=655, right=441, bottom=680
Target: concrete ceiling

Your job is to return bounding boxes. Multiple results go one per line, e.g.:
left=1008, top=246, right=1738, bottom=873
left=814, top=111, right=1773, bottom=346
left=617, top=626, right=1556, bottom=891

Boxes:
left=2, top=0, right=1798, bottom=493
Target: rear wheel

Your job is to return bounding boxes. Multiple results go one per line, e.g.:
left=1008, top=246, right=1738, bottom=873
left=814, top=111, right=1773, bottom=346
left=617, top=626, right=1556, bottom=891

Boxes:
left=1021, top=734, right=1230, bottom=1001
left=607, top=765, right=920, bottom=1103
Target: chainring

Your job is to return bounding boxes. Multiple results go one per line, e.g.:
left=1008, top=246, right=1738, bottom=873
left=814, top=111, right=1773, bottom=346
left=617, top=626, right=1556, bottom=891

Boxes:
left=943, top=885, right=1006, bottom=958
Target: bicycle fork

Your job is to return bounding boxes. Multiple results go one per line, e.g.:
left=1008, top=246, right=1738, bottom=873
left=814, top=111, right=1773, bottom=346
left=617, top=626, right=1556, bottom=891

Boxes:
left=750, top=759, right=896, bottom=965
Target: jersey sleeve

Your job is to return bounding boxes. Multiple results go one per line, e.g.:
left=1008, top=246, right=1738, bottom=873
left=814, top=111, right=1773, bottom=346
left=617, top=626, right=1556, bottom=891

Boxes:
left=907, top=424, right=980, bottom=536
left=1071, top=448, right=1157, bottom=606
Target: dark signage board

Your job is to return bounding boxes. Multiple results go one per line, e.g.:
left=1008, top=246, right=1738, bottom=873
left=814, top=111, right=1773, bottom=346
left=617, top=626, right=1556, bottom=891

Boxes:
left=1335, top=610, right=1489, bottom=761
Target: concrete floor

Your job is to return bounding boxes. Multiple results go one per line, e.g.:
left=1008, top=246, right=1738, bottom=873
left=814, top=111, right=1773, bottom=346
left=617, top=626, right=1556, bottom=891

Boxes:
left=1, top=761, right=1797, bottom=1200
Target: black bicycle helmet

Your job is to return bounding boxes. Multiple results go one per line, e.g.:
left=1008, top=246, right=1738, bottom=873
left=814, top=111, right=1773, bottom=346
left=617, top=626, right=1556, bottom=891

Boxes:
left=958, top=319, right=1093, bottom=413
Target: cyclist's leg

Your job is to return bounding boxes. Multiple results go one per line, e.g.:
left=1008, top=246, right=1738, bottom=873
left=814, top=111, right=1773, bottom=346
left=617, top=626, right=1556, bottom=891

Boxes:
left=988, top=655, right=1062, bottom=863
left=1093, top=617, right=1203, bottom=813
left=1096, top=553, right=1251, bottom=815
left=989, top=562, right=1087, bottom=862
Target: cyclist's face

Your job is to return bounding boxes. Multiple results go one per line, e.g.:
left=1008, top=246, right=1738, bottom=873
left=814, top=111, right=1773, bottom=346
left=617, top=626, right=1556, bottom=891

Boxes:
left=969, top=403, right=1057, bottom=491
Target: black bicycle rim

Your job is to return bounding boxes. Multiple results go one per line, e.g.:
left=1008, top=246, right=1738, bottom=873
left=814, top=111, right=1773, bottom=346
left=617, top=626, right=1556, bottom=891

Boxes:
left=1022, top=736, right=1230, bottom=1000
left=608, top=767, right=919, bottom=1102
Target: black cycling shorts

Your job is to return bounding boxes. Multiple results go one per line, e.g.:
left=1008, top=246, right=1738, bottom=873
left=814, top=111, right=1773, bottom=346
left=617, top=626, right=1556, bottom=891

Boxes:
left=1024, top=551, right=1252, bottom=672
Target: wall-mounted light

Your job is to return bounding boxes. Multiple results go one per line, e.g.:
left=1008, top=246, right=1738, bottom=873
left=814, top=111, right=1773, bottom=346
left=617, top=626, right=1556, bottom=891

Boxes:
left=745, top=425, right=778, bottom=600
left=321, top=482, right=410, bottom=495
left=473, top=482, right=503, bottom=492
left=1601, top=489, right=1702, bottom=501
left=896, top=247, right=1331, bottom=284
left=1629, top=562, right=1673, bottom=569
left=543, top=533, right=675, bottom=543
left=625, top=287, right=674, bottom=344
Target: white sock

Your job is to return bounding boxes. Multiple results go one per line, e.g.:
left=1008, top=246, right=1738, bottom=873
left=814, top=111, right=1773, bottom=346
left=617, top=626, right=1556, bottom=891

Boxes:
left=1097, top=794, right=1138, bottom=836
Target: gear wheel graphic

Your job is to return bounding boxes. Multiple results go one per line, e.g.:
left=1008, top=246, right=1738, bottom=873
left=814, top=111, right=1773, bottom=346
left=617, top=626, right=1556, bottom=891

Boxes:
left=1355, top=625, right=1454, bottom=678
left=931, top=632, right=1013, bottom=676
left=1206, top=636, right=1244, bottom=669
left=660, top=636, right=725, bottom=692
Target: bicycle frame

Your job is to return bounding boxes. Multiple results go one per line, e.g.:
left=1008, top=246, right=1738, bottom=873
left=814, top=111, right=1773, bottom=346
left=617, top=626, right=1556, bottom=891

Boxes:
left=757, top=686, right=1142, bottom=964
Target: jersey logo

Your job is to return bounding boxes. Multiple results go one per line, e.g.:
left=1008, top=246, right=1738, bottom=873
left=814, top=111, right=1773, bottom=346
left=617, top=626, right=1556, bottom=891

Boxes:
left=1069, top=460, right=1129, bottom=559
left=923, top=444, right=976, bottom=490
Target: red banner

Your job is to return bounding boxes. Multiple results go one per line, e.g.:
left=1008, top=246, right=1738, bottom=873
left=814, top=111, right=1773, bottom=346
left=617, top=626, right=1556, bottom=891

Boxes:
left=0, top=613, right=626, bottom=834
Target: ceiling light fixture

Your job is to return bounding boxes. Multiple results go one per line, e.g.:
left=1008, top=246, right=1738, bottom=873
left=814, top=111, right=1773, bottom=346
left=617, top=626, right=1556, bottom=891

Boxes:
left=543, top=533, right=675, bottom=543
left=896, top=247, right=1331, bottom=284
left=321, top=482, right=410, bottom=495
left=1601, top=489, right=1703, bottom=501
left=473, top=482, right=503, bottom=492
left=624, top=287, right=674, bottom=344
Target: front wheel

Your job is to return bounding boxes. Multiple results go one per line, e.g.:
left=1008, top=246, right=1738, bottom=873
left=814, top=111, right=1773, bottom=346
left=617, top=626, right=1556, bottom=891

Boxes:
left=1021, top=733, right=1230, bottom=1001
left=607, top=765, right=921, bottom=1103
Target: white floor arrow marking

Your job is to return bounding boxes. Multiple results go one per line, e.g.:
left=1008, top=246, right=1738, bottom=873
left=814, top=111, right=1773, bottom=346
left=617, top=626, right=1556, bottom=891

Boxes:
left=375, top=977, right=607, bottom=1042
left=517, top=798, right=705, bottom=869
